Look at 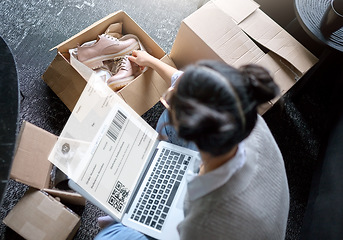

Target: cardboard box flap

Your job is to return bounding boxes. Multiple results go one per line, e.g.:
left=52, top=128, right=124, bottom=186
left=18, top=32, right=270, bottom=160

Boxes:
left=169, top=21, right=224, bottom=69
left=170, top=0, right=264, bottom=69
left=238, top=8, right=318, bottom=74
left=213, top=0, right=259, bottom=24
left=118, top=55, right=173, bottom=115
left=10, top=121, right=58, bottom=189
left=256, top=52, right=297, bottom=98
left=43, top=188, right=86, bottom=206
left=54, top=11, right=165, bottom=60
left=171, top=0, right=317, bottom=78
left=252, top=52, right=298, bottom=115
left=3, top=189, right=80, bottom=240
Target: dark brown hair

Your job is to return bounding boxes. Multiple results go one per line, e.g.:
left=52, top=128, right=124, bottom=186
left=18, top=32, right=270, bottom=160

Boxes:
left=168, top=60, right=279, bottom=156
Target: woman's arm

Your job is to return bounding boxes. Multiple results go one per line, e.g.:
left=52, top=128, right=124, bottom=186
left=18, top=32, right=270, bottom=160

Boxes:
left=128, top=50, right=178, bottom=83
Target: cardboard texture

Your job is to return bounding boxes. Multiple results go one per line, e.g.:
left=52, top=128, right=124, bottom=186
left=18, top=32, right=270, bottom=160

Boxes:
left=10, top=121, right=85, bottom=206
left=170, top=0, right=318, bottom=113
left=43, top=0, right=317, bottom=116
left=43, top=53, right=87, bottom=111
left=43, top=11, right=167, bottom=116
left=3, top=188, right=80, bottom=240
left=170, top=0, right=264, bottom=69
left=10, top=121, right=56, bottom=190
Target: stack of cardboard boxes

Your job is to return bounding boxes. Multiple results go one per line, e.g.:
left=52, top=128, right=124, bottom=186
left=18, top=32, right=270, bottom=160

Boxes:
left=3, top=0, right=318, bottom=239
left=3, top=121, right=83, bottom=240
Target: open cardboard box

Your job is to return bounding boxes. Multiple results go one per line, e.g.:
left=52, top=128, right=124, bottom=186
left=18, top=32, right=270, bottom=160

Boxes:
left=3, top=188, right=80, bottom=240
left=43, top=0, right=318, bottom=117
left=169, top=0, right=318, bottom=113
left=9, top=121, right=85, bottom=206
left=42, top=10, right=171, bottom=116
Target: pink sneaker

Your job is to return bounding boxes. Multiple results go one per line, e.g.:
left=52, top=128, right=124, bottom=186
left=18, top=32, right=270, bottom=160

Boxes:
left=106, top=56, right=141, bottom=91
left=77, top=34, right=140, bottom=69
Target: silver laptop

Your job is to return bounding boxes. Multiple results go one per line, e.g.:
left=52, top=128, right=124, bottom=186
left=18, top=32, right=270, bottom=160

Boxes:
left=69, top=137, right=198, bottom=239
left=48, top=81, right=199, bottom=240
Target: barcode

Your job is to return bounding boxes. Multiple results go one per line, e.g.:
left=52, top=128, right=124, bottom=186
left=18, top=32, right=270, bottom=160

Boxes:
left=108, top=180, right=130, bottom=212
left=107, top=110, right=127, bottom=142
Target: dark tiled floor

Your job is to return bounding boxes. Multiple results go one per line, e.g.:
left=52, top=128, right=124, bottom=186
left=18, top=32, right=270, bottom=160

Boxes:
left=1, top=0, right=342, bottom=239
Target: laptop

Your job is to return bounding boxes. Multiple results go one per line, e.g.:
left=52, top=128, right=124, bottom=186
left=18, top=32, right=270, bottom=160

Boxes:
left=48, top=75, right=200, bottom=240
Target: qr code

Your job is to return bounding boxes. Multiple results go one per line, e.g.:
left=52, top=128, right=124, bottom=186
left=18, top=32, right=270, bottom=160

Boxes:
left=107, top=181, right=130, bottom=213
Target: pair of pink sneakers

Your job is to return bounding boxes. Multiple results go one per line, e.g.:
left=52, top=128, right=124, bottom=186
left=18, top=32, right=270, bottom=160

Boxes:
left=77, top=33, right=143, bottom=91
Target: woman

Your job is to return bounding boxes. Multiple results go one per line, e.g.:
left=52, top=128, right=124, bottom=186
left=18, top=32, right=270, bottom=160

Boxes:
left=95, top=50, right=290, bottom=240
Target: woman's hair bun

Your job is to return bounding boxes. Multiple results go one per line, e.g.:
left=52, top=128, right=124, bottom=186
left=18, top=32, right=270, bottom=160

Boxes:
left=239, top=64, right=280, bottom=104
left=176, top=98, right=234, bottom=140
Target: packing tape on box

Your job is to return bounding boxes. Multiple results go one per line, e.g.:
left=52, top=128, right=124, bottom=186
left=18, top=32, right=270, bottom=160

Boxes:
left=20, top=222, right=47, bottom=240
left=37, top=196, right=64, bottom=221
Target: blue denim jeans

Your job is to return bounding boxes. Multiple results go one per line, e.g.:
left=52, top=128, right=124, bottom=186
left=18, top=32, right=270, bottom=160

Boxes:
left=94, top=109, right=198, bottom=240
left=94, top=223, right=153, bottom=240
left=156, top=109, right=198, bottom=151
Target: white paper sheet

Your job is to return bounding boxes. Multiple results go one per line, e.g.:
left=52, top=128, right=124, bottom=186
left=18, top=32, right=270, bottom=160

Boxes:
left=48, top=73, right=158, bottom=217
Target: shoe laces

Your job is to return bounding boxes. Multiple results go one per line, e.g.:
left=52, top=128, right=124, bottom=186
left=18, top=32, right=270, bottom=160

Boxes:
left=113, top=56, right=128, bottom=73
left=101, top=34, right=119, bottom=42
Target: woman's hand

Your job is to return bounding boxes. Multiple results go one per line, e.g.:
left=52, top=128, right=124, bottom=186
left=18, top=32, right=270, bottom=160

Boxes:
left=128, top=50, right=178, bottom=85
left=128, top=50, right=156, bottom=70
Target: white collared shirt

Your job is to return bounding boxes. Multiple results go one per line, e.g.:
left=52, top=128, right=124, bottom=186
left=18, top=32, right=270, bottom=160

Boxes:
left=186, top=142, right=246, bottom=201
left=171, top=71, right=184, bottom=87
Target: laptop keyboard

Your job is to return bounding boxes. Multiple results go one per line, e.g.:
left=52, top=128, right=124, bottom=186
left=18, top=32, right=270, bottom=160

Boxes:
left=130, top=148, right=191, bottom=230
